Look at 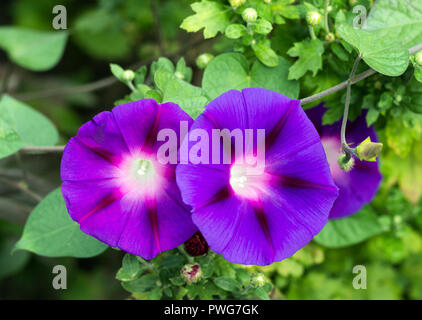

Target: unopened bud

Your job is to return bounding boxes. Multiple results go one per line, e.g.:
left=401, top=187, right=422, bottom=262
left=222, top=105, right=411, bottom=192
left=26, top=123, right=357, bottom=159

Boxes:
left=415, top=50, right=422, bottom=67
left=325, top=32, right=335, bottom=42
left=229, top=0, right=246, bottom=8
left=250, top=272, right=266, bottom=288
left=242, top=8, right=258, bottom=23
left=196, top=53, right=214, bottom=69
left=184, top=231, right=209, bottom=257
left=122, top=70, right=135, bottom=82
left=356, top=137, right=383, bottom=161
left=337, top=153, right=355, bottom=171
left=306, top=11, right=322, bottom=26
left=181, top=264, right=203, bottom=284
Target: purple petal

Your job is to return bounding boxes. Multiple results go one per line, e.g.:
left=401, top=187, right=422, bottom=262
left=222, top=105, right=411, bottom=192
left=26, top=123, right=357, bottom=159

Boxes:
left=176, top=88, right=338, bottom=265
left=61, top=99, right=197, bottom=259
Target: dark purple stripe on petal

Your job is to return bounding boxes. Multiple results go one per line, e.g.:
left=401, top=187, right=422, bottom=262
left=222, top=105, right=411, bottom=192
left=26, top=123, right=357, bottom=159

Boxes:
left=142, top=104, right=162, bottom=153
left=146, top=196, right=161, bottom=252
left=195, top=186, right=233, bottom=211
left=269, top=173, right=338, bottom=192
left=79, top=190, right=124, bottom=223
left=265, top=100, right=296, bottom=151
left=76, top=137, right=121, bottom=167
left=251, top=200, right=274, bottom=260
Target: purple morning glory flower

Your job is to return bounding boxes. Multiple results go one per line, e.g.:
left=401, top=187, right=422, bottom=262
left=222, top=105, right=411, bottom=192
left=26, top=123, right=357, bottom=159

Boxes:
left=305, top=104, right=382, bottom=219
left=176, top=88, right=338, bottom=265
left=61, top=99, right=197, bottom=259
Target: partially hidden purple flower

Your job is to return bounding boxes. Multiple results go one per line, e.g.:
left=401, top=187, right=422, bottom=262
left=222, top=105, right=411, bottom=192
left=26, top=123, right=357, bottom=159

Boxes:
left=61, top=99, right=197, bottom=259
left=305, top=104, right=382, bottom=219
left=176, top=88, right=339, bottom=265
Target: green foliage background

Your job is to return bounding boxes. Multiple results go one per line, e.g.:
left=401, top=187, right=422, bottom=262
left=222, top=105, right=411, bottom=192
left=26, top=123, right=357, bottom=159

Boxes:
left=1, top=0, right=422, bottom=300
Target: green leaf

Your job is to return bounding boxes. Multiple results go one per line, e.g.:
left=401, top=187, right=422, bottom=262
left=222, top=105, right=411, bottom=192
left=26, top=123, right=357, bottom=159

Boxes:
left=74, top=10, right=131, bottom=60
left=116, top=254, right=143, bottom=282
left=252, top=42, right=279, bottom=67
left=0, top=239, right=30, bottom=279
left=122, top=274, right=158, bottom=294
left=287, top=39, right=324, bottom=80
left=415, top=67, right=422, bottom=84
left=110, top=63, right=125, bottom=81
left=382, top=140, right=422, bottom=204
left=202, top=53, right=299, bottom=100
left=180, top=0, right=231, bottom=39
left=214, top=276, right=240, bottom=292
left=314, top=206, right=384, bottom=248
left=366, top=108, right=380, bottom=126
left=225, top=24, right=247, bottom=39
left=337, top=24, right=409, bottom=76
left=15, top=188, right=108, bottom=258
left=154, top=68, right=209, bottom=119
left=252, top=19, right=273, bottom=35
left=365, top=0, right=422, bottom=49
left=254, top=287, right=270, bottom=300
left=0, top=95, right=58, bottom=159
left=0, top=27, right=67, bottom=71
left=148, top=288, right=163, bottom=300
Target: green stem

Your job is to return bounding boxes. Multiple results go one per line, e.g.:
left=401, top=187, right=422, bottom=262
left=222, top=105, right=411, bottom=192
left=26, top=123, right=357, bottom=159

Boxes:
left=178, top=245, right=194, bottom=263
left=127, top=80, right=137, bottom=93
left=308, top=25, right=316, bottom=40
left=341, top=54, right=361, bottom=156
left=324, top=0, right=330, bottom=33
left=137, top=257, right=154, bottom=270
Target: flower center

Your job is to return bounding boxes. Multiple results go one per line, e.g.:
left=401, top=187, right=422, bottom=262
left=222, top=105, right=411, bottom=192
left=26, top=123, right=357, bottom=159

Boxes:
left=132, top=159, right=155, bottom=181
left=229, top=164, right=264, bottom=200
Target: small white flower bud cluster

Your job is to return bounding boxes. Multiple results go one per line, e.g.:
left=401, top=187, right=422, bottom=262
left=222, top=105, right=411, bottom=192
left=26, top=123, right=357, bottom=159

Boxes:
left=306, top=11, right=322, bottom=26
left=242, top=8, right=258, bottom=23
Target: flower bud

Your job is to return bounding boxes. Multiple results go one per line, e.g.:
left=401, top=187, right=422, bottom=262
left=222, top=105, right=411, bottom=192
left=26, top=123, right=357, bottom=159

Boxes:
left=196, top=53, right=214, bottom=69
left=337, top=153, right=355, bottom=171
left=415, top=50, right=422, bottom=67
left=181, top=263, right=203, bottom=284
left=229, top=0, right=246, bottom=8
left=122, top=70, right=135, bottom=82
left=242, top=8, right=258, bottom=23
left=264, top=0, right=272, bottom=3
left=325, top=32, right=335, bottom=42
left=250, top=272, right=266, bottom=288
left=184, top=231, right=209, bottom=256
left=356, top=137, right=383, bottom=161
left=306, top=11, right=322, bottom=26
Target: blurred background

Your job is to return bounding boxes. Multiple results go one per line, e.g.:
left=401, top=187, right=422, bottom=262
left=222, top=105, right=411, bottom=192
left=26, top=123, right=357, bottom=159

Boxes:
left=1, top=0, right=422, bottom=300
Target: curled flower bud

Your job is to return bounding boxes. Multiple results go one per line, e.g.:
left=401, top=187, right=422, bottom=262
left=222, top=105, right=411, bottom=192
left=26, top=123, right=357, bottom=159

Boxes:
left=337, top=153, right=355, bottom=172
left=415, top=50, right=422, bottom=67
left=325, top=32, right=335, bottom=42
left=356, top=137, right=383, bottom=162
left=242, top=8, right=258, bottom=23
left=184, top=231, right=209, bottom=256
left=181, top=264, right=203, bottom=284
left=250, top=272, right=266, bottom=288
left=229, top=0, right=246, bottom=8
left=196, top=53, right=214, bottom=69
left=306, top=11, right=322, bottom=26
left=122, top=70, right=135, bottom=82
